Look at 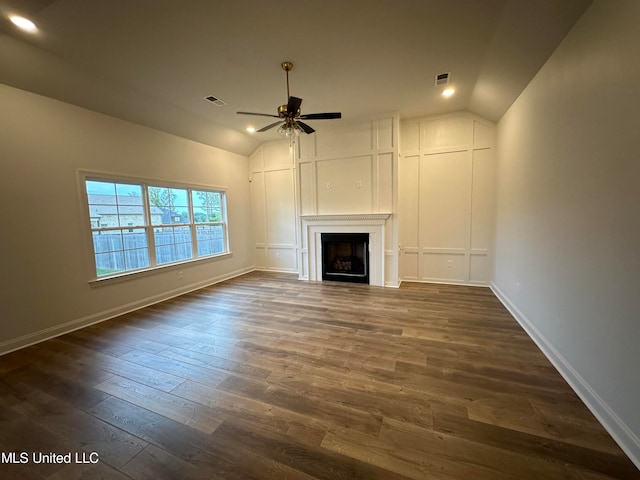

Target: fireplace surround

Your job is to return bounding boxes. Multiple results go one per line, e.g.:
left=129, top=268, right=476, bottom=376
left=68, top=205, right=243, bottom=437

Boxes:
left=300, top=213, right=390, bottom=287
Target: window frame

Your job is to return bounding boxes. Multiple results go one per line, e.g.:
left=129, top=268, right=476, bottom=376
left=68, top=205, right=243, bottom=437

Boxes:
left=79, top=171, right=231, bottom=284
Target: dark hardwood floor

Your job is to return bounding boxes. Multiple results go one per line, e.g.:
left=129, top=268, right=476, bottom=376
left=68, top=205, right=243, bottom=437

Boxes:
left=0, top=271, right=638, bottom=479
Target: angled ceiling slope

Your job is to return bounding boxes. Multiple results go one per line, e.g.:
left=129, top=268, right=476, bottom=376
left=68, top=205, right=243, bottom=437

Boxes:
left=0, top=0, right=592, bottom=156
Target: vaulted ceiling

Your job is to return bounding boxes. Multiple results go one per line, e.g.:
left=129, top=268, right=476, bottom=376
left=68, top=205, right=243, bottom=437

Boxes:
left=0, top=0, right=592, bottom=156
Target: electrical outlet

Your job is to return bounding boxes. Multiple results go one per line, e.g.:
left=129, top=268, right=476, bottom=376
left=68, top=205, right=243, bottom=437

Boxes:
left=447, top=260, right=453, bottom=268
left=356, top=180, right=362, bottom=188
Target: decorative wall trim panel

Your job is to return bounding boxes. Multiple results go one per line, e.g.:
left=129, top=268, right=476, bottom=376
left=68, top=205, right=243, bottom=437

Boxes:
left=296, top=114, right=400, bottom=287
left=250, top=141, right=298, bottom=273
left=399, top=112, right=495, bottom=285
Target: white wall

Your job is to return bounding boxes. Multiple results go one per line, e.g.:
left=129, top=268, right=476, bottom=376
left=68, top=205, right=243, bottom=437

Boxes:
left=493, top=0, right=640, bottom=466
left=400, top=113, right=495, bottom=285
left=0, top=84, right=254, bottom=354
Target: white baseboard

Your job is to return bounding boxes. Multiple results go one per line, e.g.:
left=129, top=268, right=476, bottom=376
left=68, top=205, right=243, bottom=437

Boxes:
left=254, top=268, right=299, bottom=274
left=400, top=278, right=491, bottom=288
left=0, top=266, right=255, bottom=357
left=490, top=281, right=640, bottom=470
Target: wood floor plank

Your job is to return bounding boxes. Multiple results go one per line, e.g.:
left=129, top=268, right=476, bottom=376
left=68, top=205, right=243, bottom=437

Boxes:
left=4, top=388, right=147, bottom=469
left=433, top=412, right=640, bottom=479
left=118, top=349, right=229, bottom=389
left=155, top=346, right=272, bottom=379
left=94, top=375, right=221, bottom=435
left=264, top=369, right=434, bottom=430
left=191, top=422, right=320, bottom=480
left=377, top=417, right=584, bottom=479
left=2, top=361, right=111, bottom=411
left=46, top=461, right=132, bottom=480
left=0, top=416, right=80, bottom=478
left=121, top=443, right=216, bottom=480
left=0, top=271, right=637, bottom=479
left=47, top=338, right=185, bottom=393
left=322, top=425, right=513, bottom=480
left=213, top=420, right=413, bottom=480
left=90, top=396, right=248, bottom=479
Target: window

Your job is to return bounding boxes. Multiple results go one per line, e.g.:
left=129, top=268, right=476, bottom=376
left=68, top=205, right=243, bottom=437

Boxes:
left=84, top=176, right=228, bottom=279
left=148, top=186, right=193, bottom=265
left=191, top=190, right=225, bottom=257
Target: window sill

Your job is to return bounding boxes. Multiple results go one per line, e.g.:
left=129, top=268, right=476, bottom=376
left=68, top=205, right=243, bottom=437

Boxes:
left=88, top=251, right=233, bottom=287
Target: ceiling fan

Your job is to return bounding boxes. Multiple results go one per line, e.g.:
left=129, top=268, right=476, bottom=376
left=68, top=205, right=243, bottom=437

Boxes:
left=237, top=61, right=341, bottom=136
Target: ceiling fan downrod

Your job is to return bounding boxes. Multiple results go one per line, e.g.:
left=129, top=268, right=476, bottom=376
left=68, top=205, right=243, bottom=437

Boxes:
left=282, top=61, right=293, bottom=100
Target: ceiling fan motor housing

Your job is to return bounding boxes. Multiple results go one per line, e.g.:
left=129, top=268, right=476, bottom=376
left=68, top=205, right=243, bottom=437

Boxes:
left=278, top=104, right=301, bottom=118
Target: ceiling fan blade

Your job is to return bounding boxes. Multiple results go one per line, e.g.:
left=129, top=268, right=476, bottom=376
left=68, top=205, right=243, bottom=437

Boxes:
left=287, top=96, right=302, bottom=116
left=296, top=121, right=315, bottom=134
left=237, top=111, right=279, bottom=118
left=299, top=112, right=342, bottom=120
left=257, top=121, right=283, bottom=132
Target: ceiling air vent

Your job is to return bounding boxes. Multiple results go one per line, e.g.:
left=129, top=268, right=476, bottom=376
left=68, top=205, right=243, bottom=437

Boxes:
left=435, top=72, right=450, bottom=86
left=204, top=95, right=227, bottom=107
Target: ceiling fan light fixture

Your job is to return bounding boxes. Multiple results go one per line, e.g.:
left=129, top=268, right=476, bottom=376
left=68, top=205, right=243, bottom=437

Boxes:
left=277, top=123, right=300, bottom=137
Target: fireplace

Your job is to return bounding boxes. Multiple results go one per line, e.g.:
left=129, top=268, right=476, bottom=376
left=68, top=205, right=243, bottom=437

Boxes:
left=321, top=233, right=369, bottom=283
left=300, top=213, right=390, bottom=287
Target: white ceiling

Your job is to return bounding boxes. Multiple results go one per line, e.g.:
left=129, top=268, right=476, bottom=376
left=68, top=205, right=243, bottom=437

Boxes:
left=0, top=0, right=592, bottom=156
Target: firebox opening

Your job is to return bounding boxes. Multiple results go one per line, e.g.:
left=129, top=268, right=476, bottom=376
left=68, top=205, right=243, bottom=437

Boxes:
left=321, top=233, right=369, bottom=284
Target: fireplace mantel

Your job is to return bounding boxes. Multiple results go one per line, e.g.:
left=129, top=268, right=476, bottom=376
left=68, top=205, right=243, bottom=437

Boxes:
left=300, top=213, right=391, bottom=286
left=301, top=213, right=391, bottom=222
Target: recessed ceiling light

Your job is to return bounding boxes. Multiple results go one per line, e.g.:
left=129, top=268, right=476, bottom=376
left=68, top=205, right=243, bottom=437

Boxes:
left=442, top=88, right=455, bottom=98
left=9, top=15, right=38, bottom=32
left=246, top=127, right=256, bottom=133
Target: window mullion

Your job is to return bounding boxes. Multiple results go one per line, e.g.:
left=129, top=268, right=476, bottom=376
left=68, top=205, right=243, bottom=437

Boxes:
left=188, top=188, right=199, bottom=258
left=142, top=184, right=157, bottom=267
left=222, top=192, right=229, bottom=253
left=91, top=225, right=128, bottom=234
